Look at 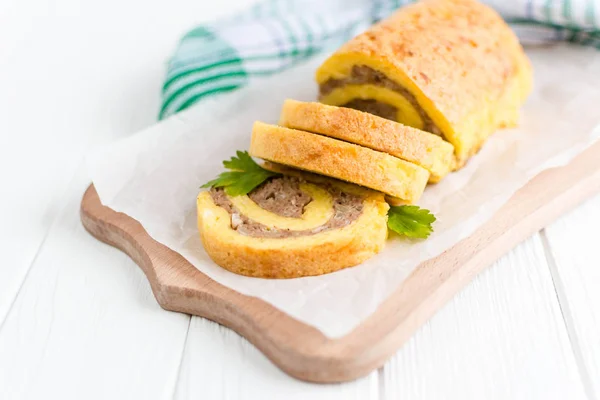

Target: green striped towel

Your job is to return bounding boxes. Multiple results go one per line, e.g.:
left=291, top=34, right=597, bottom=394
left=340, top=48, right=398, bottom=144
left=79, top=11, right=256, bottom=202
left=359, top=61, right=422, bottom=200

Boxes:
left=160, top=0, right=600, bottom=120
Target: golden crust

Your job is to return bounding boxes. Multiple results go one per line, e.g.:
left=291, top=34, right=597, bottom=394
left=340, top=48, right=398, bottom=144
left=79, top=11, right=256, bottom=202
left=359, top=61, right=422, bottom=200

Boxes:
left=316, top=0, right=533, bottom=165
left=197, top=180, right=389, bottom=278
left=249, top=121, right=430, bottom=204
left=279, top=99, right=455, bottom=182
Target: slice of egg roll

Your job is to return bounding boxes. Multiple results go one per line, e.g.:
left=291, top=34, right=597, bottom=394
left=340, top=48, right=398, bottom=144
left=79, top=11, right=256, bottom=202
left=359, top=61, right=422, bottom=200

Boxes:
left=249, top=121, right=430, bottom=205
left=279, top=99, right=455, bottom=182
left=197, top=174, right=389, bottom=278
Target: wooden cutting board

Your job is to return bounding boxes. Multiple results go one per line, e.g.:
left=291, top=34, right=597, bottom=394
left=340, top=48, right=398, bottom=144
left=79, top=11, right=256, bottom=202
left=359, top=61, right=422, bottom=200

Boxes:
left=80, top=140, right=600, bottom=383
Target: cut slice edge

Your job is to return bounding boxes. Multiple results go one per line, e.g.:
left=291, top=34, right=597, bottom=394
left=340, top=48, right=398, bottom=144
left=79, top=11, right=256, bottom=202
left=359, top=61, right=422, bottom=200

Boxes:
left=250, top=121, right=430, bottom=204
left=279, top=99, right=455, bottom=182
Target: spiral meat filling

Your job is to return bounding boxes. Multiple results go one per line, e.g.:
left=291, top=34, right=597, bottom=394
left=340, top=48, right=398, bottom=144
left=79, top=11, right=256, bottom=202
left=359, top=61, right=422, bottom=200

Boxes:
left=319, top=65, right=442, bottom=136
left=210, top=176, right=364, bottom=239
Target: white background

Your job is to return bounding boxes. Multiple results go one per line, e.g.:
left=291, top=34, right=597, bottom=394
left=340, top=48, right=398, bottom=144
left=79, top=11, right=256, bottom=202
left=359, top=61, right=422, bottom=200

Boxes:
left=0, top=0, right=598, bottom=399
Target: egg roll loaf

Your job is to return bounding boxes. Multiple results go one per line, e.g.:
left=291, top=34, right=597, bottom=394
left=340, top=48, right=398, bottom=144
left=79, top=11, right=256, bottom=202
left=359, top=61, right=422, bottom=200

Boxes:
left=279, top=99, right=455, bottom=182
left=316, top=0, right=532, bottom=166
left=249, top=121, right=430, bottom=204
left=197, top=175, right=389, bottom=278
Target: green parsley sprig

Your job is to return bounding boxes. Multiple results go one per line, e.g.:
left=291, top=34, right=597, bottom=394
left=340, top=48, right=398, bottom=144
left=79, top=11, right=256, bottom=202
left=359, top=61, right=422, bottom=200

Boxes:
left=204, top=151, right=436, bottom=238
left=387, top=205, right=436, bottom=239
left=202, top=151, right=279, bottom=196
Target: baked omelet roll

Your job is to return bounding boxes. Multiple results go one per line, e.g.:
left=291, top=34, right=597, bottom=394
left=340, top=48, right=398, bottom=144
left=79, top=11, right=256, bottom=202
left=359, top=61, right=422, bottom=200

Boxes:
left=316, top=0, right=532, bottom=166
left=279, top=99, right=455, bottom=182
left=197, top=174, right=389, bottom=278
left=249, top=121, right=430, bottom=204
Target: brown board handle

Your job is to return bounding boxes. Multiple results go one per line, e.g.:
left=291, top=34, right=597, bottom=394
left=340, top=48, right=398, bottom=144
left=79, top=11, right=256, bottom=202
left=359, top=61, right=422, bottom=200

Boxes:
left=80, top=140, right=600, bottom=382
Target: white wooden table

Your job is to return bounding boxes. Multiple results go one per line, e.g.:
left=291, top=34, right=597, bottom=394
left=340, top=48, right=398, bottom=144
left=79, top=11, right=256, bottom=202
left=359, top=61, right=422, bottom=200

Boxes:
left=1, top=1, right=598, bottom=398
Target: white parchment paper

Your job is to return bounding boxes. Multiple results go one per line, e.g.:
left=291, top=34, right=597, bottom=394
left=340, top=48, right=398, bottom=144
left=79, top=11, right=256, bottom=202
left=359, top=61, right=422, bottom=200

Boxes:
left=88, top=45, right=600, bottom=338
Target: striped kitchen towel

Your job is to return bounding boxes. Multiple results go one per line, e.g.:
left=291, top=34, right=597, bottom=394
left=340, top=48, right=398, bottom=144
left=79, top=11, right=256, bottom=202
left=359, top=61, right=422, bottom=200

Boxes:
left=160, top=0, right=600, bottom=120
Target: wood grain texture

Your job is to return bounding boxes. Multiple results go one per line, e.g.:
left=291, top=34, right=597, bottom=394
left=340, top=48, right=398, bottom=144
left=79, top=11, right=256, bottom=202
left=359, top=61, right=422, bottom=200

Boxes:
left=542, top=194, right=600, bottom=399
left=382, top=235, right=587, bottom=400
left=0, top=174, right=191, bottom=400
left=80, top=140, right=600, bottom=383
left=0, top=0, right=252, bottom=326
left=175, top=317, right=380, bottom=400
left=175, top=239, right=585, bottom=399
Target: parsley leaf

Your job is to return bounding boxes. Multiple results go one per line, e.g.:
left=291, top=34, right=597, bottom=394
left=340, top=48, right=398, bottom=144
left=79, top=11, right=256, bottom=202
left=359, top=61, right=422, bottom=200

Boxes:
left=201, top=151, right=279, bottom=196
left=387, top=205, right=436, bottom=239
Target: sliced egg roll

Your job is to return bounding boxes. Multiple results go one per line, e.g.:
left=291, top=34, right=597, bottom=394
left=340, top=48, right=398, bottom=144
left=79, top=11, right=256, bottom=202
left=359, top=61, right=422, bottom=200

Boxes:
left=260, top=162, right=412, bottom=207
left=197, top=174, right=389, bottom=278
left=279, top=99, right=455, bottom=182
left=249, top=121, right=430, bottom=205
left=316, top=0, right=532, bottom=166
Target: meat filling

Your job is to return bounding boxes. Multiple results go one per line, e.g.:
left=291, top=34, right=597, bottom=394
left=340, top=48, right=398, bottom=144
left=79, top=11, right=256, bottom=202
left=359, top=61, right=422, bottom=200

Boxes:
left=319, top=65, right=442, bottom=136
left=248, top=175, right=312, bottom=218
left=210, top=176, right=364, bottom=238
left=342, top=99, right=398, bottom=121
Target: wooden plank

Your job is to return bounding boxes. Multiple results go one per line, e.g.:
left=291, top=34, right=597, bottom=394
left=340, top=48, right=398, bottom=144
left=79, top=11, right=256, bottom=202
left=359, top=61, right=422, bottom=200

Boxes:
left=174, top=317, right=379, bottom=400
left=0, top=0, right=252, bottom=323
left=0, top=175, right=191, bottom=400
left=381, top=235, right=587, bottom=399
left=0, top=0, right=376, bottom=397
left=543, top=194, right=600, bottom=399
left=79, top=137, right=600, bottom=383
